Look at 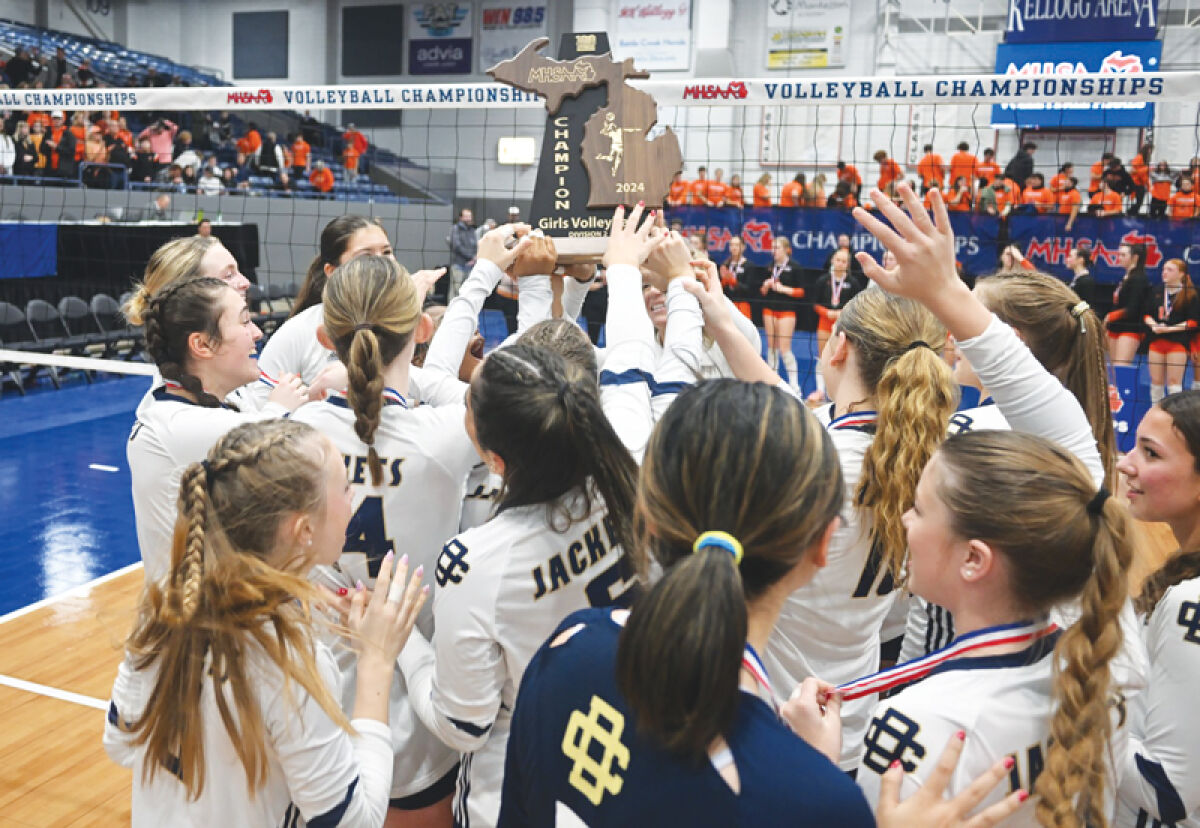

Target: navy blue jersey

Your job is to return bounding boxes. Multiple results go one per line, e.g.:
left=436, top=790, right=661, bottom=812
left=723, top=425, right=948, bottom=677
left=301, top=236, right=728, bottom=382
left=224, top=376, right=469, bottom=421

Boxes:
left=499, top=609, right=876, bottom=827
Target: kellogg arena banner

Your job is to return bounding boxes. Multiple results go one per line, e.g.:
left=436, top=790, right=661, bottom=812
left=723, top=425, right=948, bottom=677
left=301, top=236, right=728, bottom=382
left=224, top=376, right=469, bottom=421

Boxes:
left=1006, top=0, right=1158, bottom=42
left=666, top=207, right=1200, bottom=284
left=992, top=41, right=1162, bottom=128
left=479, top=2, right=549, bottom=69
left=2, top=71, right=1195, bottom=111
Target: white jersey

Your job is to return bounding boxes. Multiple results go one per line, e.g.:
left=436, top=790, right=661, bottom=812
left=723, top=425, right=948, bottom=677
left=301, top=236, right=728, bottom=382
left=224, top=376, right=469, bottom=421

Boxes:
left=857, top=625, right=1131, bottom=827
left=946, top=399, right=1010, bottom=435
left=399, top=490, right=635, bottom=828
left=127, top=389, right=291, bottom=585
left=767, top=408, right=895, bottom=771
left=1115, top=577, right=1200, bottom=828
left=460, top=464, right=501, bottom=532
left=105, top=633, right=393, bottom=827
left=135, top=367, right=261, bottom=417
left=250, top=304, right=340, bottom=408
left=293, top=389, right=479, bottom=798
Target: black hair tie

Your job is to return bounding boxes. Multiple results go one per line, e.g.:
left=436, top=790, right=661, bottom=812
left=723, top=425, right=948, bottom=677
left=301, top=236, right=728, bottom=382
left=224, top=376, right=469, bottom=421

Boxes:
left=353, top=323, right=373, bottom=333
left=904, top=341, right=932, bottom=352
left=1086, top=487, right=1110, bottom=516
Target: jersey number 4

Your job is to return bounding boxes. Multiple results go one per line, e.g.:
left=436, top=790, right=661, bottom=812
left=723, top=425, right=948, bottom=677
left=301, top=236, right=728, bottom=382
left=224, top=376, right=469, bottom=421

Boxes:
left=344, top=496, right=395, bottom=578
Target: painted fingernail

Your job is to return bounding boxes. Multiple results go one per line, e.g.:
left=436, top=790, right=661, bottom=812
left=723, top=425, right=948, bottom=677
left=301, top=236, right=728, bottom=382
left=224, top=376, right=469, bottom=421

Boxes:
left=1017, top=790, right=1029, bottom=803
left=955, top=730, right=966, bottom=741
left=399, top=553, right=408, bottom=567
left=356, top=580, right=365, bottom=591
left=336, top=587, right=348, bottom=597
left=384, top=550, right=394, bottom=562
left=1003, top=756, right=1015, bottom=770
left=638, top=200, right=645, bottom=206
left=889, top=760, right=901, bottom=770
left=414, top=565, right=424, bottom=577
left=422, top=585, right=430, bottom=594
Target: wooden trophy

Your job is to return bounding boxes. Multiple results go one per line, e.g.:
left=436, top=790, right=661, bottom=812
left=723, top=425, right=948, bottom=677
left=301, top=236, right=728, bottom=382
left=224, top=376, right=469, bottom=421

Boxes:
left=488, top=33, right=683, bottom=263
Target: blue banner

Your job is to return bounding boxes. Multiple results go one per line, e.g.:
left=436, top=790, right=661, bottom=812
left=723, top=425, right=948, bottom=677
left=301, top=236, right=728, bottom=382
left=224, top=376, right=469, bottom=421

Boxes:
left=991, top=41, right=1160, bottom=128
left=666, top=207, right=1200, bottom=285
left=0, top=223, right=57, bottom=279
left=1005, top=0, right=1158, bottom=42
left=408, top=3, right=473, bottom=75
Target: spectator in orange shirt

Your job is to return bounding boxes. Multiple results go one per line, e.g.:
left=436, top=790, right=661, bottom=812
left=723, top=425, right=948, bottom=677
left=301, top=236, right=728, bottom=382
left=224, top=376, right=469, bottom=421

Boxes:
left=1018, top=173, right=1054, bottom=214
left=1089, top=152, right=1114, bottom=197
left=780, top=172, right=805, bottom=207
left=873, top=150, right=903, bottom=191
left=826, top=180, right=857, bottom=210
left=836, top=160, right=862, bottom=197
left=115, top=117, right=133, bottom=149
left=1168, top=177, right=1198, bottom=221
left=26, top=111, right=51, bottom=130
left=726, top=174, right=744, bottom=207
left=1049, top=162, right=1074, bottom=195
left=753, top=173, right=772, bottom=206
left=945, top=176, right=972, bottom=212
left=1148, top=161, right=1173, bottom=218
left=291, top=133, right=311, bottom=179
left=975, top=148, right=1000, bottom=186
left=309, top=159, right=335, bottom=193
left=688, top=166, right=709, bottom=205
left=992, top=180, right=1015, bottom=217
left=667, top=171, right=689, bottom=206
left=1090, top=180, right=1123, bottom=217
left=343, top=123, right=368, bottom=157
left=706, top=168, right=728, bottom=207
left=68, top=112, right=88, bottom=161
left=343, top=137, right=362, bottom=183
left=922, top=181, right=943, bottom=212
left=1130, top=142, right=1152, bottom=214
left=916, top=144, right=945, bottom=193
left=949, top=143, right=976, bottom=194
left=1057, top=177, right=1083, bottom=231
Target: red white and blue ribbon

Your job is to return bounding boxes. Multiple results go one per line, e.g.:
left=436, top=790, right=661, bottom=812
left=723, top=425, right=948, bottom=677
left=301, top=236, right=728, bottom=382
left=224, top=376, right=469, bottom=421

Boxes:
left=835, top=618, right=1058, bottom=701
left=828, top=410, right=878, bottom=431
left=742, top=642, right=779, bottom=712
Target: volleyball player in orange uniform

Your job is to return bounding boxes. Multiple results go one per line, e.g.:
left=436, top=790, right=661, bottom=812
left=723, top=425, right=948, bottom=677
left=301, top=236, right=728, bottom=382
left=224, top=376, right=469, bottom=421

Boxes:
left=1090, top=181, right=1124, bottom=217
left=760, top=237, right=806, bottom=392
left=1144, top=259, right=1199, bottom=403
left=689, top=167, right=709, bottom=205
left=753, top=173, right=772, bottom=206
left=1168, top=178, right=1198, bottom=220
left=916, top=145, right=944, bottom=194
left=725, top=174, right=744, bottom=207
left=780, top=174, right=805, bottom=207
left=1020, top=173, right=1054, bottom=213
left=948, top=143, right=976, bottom=194
left=706, top=169, right=728, bottom=207
left=975, top=149, right=1000, bottom=186
left=1049, top=163, right=1073, bottom=194
left=667, top=172, right=689, bottom=206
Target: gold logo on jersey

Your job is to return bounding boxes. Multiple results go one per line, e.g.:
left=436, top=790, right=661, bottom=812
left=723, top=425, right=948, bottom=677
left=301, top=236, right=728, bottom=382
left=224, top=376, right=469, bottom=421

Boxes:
left=561, top=695, right=630, bottom=806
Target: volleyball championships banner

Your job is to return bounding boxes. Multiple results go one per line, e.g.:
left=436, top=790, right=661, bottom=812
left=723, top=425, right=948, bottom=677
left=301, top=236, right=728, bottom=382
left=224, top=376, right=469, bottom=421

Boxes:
left=1, top=71, right=1195, bottom=111
left=667, top=206, right=1200, bottom=283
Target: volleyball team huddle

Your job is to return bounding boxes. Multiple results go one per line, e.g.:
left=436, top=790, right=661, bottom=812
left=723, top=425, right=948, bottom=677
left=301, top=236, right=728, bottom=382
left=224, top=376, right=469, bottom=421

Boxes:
left=103, top=184, right=1200, bottom=828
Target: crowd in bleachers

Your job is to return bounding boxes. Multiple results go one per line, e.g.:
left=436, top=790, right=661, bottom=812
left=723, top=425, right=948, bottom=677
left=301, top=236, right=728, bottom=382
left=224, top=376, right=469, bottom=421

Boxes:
left=0, top=21, right=396, bottom=201
left=667, top=142, right=1200, bottom=223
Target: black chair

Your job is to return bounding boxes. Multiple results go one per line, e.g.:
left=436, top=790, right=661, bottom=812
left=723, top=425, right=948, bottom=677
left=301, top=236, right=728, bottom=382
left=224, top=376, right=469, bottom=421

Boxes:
left=59, top=296, right=112, bottom=355
left=91, top=293, right=143, bottom=359
left=26, top=299, right=91, bottom=383
left=268, top=282, right=293, bottom=312
left=1, top=301, right=58, bottom=389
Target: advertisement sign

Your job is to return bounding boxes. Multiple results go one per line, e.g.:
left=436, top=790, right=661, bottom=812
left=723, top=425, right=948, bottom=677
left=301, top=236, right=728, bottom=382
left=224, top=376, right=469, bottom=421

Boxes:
left=766, top=0, right=849, bottom=69
left=1006, top=0, right=1158, bottom=43
left=408, top=3, right=473, bottom=75
left=991, top=40, right=1161, bottom=128
left=479, top=3, right=549, bottom=70
left=611, top=1, right=692, bottom=72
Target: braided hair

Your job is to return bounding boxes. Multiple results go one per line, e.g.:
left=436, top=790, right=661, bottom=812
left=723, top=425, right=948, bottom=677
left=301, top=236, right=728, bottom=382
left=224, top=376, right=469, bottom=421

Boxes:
left=142, top=276, right=229, bottom=408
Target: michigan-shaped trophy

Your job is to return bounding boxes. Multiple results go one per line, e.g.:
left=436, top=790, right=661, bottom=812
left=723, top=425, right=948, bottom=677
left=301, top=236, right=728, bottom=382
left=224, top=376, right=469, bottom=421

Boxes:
left=488, top=33, right=683, bottom=261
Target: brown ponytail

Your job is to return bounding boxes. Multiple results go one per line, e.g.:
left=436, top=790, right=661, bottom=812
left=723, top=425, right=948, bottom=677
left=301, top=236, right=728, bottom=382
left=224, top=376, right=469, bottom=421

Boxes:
left=934, top=431, right=1133, bottom=828
left=128, top=420, right=349, bottom=799
left=837, top=289, right=957, bottom=577
left=975, top=271, right=1117, bottom=487
left=322, top=255, right=421, bottom=487
left=292, top=215, right=385, bottom=318
left=618, top=381, right=843, bottom=760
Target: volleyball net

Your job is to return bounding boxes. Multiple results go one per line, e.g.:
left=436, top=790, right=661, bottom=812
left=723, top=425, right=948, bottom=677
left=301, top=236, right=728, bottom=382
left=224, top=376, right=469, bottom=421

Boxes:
left=1, top=71, right=1198, bottom=412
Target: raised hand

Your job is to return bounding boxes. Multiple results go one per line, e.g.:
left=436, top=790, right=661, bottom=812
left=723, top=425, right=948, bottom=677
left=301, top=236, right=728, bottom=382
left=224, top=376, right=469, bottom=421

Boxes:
left=477, top=223, right=534, bottom=271
left=410, top=267, right=446, bottom=304
left=781, top=677, right=843, bottom=764
left=602, top=203, right=657, bottom=269
left=347, top=550, right=428, bottom=667
left=643, top=230, right=695, bottom=285
left=267, top=371, right=309, bottom=411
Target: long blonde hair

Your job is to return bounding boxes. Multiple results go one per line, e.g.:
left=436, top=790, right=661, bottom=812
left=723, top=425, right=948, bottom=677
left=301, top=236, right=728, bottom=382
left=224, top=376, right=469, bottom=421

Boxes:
left=836, top=289, right=957, bottom=577
left=322, top=255, right=421, bottom=487
left=125, top=420, right=350, bottom=799
left=935, top=431, right=1131, bottom=828
left=124, top=235, right=221, bottom=325
left=974, top=271, right=1116, bottom=487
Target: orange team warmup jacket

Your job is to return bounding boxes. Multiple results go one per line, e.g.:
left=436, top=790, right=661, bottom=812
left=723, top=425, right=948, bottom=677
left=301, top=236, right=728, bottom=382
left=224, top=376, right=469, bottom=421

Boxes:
left=1091, top=190, right=1123, bottom=214
left=668, top=179, right=689, bottom=205
left=706, top=180, right=728, bottom=206
left=878, top=159, right=903, bottom=190
left=753, top=182, right=772, bottom=206
left=976, top=159, right=1000, bottom=186
left=1168, top=191, right=1198, bottom=220
left=1057, top=189, right=1082, bottom=215
left=310, top=167, right=335, bottom=192
left=949, top=152, right=976, bottom=190
left=917, top=153, right=945, bottom=188
left=780, top=180, right=803, bottom=206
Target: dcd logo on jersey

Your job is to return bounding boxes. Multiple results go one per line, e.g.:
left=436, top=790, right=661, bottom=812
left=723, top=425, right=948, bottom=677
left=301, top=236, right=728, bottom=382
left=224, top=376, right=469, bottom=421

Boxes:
left=862, top=709, right=926, bottom=774
left=435, top=539, right=471, bottom=586
left=1179, top=599, right=1200, bottom=645
left=562, top=695, right=630, bottom=806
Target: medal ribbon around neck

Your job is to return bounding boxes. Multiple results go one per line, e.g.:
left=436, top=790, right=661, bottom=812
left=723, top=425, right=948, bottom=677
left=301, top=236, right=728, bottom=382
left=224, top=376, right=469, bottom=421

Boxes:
left=835, top=617, right=1058, bottom=701
left=741, top=643, right=779, bottom=712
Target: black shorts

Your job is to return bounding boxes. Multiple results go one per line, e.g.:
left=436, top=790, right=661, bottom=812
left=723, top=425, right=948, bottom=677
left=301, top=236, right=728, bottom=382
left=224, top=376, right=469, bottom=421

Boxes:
left=389, top=763, right=459, bottom=811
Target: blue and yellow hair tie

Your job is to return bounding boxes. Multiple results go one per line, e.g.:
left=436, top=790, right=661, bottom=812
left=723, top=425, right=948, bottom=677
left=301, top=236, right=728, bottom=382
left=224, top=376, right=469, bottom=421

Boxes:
left=693, top=531, right=744, bottom=566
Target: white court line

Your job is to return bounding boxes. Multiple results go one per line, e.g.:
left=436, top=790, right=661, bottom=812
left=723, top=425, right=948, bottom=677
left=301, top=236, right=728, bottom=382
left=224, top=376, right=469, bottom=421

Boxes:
left=0, top=561, right=144, bottom=626
left=88, top=463, right=120, bottom=472
left=0, top=674, right=108, bottom=711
